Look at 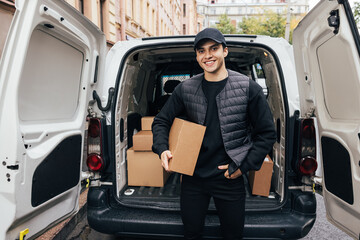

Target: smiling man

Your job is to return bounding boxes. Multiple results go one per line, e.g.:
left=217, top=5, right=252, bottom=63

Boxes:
left=152, top=28, right=276, bottom=239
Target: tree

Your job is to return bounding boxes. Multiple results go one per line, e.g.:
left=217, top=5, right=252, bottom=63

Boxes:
left=238, top=9, right=301, bottom=43
left=237, top=16, right=266, bottom=35
left=238, top=10, right=286, bottom=37
left=212, top=14, right=236, bottom=34
left=261, top=11, right=286, bottom=38
left=353, top=2, right=360, bottom=25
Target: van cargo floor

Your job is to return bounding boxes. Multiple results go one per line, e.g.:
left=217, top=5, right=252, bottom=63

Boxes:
left=119, top=173, right=280, bottom=211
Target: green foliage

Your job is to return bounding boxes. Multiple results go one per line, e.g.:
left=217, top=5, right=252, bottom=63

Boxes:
left=212, top=9, right=302, bottom=43
left=353, top=2, right=360, bottom=25
left=262, top=11, right=286, bottom=37
left=212, top=14, right=236, bottom=34
left=238, top=10, right=286, bottom=38
left=237, top=17, right=265, bottom=35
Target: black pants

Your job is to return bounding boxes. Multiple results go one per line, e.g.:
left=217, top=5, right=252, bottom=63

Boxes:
left=180, top=175, right=246, bottom=240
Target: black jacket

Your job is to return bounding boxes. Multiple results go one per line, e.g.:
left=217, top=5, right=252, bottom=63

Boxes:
left=152, top=70, right=276, bottom=177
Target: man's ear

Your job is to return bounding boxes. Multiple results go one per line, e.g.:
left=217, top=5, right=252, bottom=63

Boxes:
left=223, top=47, right=229, bottom=57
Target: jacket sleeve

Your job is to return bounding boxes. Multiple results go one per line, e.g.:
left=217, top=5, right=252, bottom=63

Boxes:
left=239, top=80, right=276, bottom=174
left=152, top=84, right=186, bottom=158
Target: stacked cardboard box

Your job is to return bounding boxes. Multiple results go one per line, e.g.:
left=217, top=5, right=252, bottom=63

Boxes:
left=248, top=155, right=274, bottom=197
left=127, top=116, right=170, bottom=187
left=127, top=117, right=206, bottom=187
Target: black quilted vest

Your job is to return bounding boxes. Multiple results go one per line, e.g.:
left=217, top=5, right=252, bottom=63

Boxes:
left=181, top=69, right=252, bottom=167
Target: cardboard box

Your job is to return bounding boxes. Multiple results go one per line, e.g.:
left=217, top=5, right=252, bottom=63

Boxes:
left=133, top=130, right=153, bottom=151
left=141, top=116, right=155, bottom=131
left=127, top=148, right=170, bottom=187
left=248, top=155, right=274, bottom=197
left=168, top=118, right=206, bottom=176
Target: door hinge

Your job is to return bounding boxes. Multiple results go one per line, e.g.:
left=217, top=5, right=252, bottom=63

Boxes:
left=328, top=9, right=340, bottom=34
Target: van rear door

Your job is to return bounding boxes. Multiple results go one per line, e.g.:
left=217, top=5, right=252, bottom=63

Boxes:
left=293, top=0, right=360, bottom=238
left=0, top=0, right=106, bottom=239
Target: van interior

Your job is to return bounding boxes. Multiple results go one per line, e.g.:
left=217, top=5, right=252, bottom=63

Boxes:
left=113, top=42, right=287, bottom=211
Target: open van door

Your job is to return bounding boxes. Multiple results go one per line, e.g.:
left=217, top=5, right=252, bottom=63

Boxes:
left=293, top=0, right=360, bottom=238
left=0, top=0, right=106, bottom=239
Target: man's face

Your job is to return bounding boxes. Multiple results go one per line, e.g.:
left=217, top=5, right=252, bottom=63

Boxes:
left=195, top=40, right=228, bottom=75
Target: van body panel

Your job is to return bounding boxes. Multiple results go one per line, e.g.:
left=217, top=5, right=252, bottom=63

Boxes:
left=2, top=0, right=360, bottom=238
left=0, top=0, right=106, bottom=239
left=293, top=0, right=360, bottom=238
left=88, top=187, right=316, bottom=239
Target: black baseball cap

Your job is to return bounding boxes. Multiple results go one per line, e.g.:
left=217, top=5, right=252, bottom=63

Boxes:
left=194, top=28, right=226, bottom=50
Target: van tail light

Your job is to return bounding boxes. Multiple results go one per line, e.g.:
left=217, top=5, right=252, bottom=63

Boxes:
left=298, top=118, right=317, bottom=176
left=87, top=153, right=104, bottom=171
left=87, top=118, right=104, bottom=171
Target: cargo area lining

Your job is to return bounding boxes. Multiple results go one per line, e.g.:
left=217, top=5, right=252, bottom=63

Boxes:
left=119, top=173, right=280, bottom=211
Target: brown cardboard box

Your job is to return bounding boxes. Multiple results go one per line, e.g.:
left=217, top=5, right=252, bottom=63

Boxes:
left=248, top=155, right=274, bottom=197
left=168, top=118, right=206, bottom=176
left=127, top=148, right=170, bottom=187
left=141, top=116, right=155, bottom=131
left=133, top=131, right=153, bottom=151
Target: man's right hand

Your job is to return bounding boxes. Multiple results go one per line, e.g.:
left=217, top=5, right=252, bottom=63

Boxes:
left=161, top=150, right=173, bottom=172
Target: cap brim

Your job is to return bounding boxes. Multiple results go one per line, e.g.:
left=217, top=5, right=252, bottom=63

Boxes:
left=194, top=38, right=224, bottom=49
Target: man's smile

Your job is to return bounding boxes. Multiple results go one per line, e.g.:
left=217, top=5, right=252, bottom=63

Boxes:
left=204, top=60, right=215, bottom=66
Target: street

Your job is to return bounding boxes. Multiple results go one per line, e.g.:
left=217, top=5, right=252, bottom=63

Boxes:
left=64, top=194, right=351, bottom=240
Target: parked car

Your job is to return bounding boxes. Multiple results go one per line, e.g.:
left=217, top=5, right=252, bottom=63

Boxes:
left=0, top=0, right=359, bottom=239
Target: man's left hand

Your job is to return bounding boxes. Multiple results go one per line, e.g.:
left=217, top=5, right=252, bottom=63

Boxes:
left=218, top=164, right=242, bottom=179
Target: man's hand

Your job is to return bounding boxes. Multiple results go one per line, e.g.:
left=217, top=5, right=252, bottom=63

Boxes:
left=218, top=164, right=242, bottom=179
left=161, top=150, right=173, bottom=172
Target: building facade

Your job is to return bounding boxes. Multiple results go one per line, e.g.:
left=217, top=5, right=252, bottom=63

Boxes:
left=197, top=0, right=309, bottom=29
left=0, top=0, right=199, bottom=56
left=0, top=0, right=15, bottom=57
left=124, top=0, right=182, bottom=38
left=65, top=0, right=198, bottom=43
left=182, top=0, right=199, bottom=35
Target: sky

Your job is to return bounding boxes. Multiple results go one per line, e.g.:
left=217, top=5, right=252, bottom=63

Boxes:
left=309, top=0, right=357, bottom=10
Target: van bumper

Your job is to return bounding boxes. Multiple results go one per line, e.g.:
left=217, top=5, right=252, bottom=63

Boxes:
left=87, top=187, right=316, bottom=239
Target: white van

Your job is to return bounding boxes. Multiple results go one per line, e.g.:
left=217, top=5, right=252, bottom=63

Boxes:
left=0, top=0, right=359, bottom=239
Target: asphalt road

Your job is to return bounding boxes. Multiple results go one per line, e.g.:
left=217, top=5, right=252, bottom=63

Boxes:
left=65, top=194, right=352, bottom=240
left=302, top=194, right=352, bottom=240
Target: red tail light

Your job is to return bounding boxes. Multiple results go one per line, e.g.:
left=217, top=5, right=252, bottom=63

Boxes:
left=88, top=119, right=100, bottom=138
left=298, top=118, right=317, bottom=176
left=299, top=156, right=317, bottom=175
left=87, top=154, right=104, bottom=171
left=87, top=118, right=103, bottom=172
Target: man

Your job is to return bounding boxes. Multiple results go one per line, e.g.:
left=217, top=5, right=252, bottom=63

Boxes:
left=152, top=28, right=276, bottom=239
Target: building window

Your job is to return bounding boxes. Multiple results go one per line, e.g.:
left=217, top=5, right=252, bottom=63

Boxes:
left=152, top=9, right=156, bottom=34
left=100, top=0, right=106, bottom=31
left=183, top=3, right=186, bottom=17
left=77, top=0, right=84, bottom=14
left=183, top=24, right=186, bottom=35
left=147, top=3, right=150, bottom=32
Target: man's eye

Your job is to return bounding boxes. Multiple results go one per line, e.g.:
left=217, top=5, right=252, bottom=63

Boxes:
left=212, top=47, right=218, bottom=51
